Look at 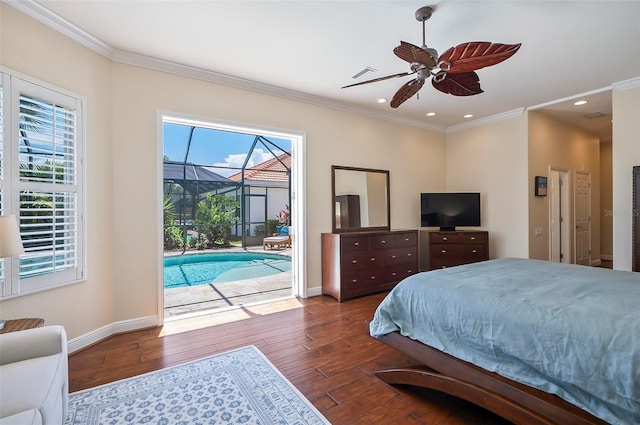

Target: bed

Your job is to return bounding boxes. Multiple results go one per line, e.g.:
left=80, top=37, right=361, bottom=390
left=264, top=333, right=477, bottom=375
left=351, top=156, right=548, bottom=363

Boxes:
left=369, top=258, right=640, bottom=425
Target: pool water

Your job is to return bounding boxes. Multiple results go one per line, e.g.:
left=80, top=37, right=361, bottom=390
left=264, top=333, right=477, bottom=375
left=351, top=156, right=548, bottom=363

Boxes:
left=164, top=252, right=291, bottom=288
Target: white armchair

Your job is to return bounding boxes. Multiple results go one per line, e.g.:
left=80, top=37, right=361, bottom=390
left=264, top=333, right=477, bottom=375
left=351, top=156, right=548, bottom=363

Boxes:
left=0, top=325, right=68, bottom=425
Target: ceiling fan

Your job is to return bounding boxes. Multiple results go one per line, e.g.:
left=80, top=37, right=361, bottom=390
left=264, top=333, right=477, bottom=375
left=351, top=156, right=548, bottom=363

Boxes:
left=342, top=5, right=521, bottom=108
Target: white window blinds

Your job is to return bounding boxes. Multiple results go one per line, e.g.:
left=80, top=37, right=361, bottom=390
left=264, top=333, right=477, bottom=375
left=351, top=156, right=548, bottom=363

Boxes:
left=1, top=71, right=84, bottom=297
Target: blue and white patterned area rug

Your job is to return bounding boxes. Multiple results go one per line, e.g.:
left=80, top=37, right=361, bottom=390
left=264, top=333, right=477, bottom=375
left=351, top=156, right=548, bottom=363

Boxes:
left=65, top=345, right=330, bottom=425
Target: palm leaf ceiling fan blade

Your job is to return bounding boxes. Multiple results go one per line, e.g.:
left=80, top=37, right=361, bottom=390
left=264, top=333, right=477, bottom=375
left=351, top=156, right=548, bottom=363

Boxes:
left=432, top=71, right=483, bottom=96
left=390, top=79, right=425, bottom=108
left=341, top=71, right=415, bottom=89
left=438, top=42, right=522, bottom=73
left=393, top=41, right=437, bottom=67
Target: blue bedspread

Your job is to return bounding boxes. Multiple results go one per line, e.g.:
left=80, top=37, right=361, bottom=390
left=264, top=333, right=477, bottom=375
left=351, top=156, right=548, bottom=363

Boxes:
left=369, top=258, right=640, bottom=424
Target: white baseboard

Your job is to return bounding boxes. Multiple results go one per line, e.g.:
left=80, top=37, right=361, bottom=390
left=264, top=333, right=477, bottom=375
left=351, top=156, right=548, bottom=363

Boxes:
left=67, top=315, right=158, bottom=354
left=69, top=288, right=323, bottom=353
left=305, top=286, right=323, bottom=297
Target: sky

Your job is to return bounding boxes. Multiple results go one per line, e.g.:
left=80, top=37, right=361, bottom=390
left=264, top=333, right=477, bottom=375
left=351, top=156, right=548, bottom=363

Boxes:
left=163, top=122, right=291, bottom=177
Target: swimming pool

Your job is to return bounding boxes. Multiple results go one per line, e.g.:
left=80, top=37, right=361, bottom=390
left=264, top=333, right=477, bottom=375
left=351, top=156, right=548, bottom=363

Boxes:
left=163, top=252, right=292, bottom=288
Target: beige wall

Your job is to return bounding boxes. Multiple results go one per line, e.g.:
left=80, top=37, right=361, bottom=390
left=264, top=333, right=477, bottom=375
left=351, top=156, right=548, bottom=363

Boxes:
left=445, top=115, right=530, bottom=259
left=110, top=62, right=446, bottom=322
left=0, top=4, right=446, bottom=338
left=0, top=4, right=116, bottom=339
left=600, top=141, right=613, bottom=260
left=612, top=85, right=640, bottom=270
left=0, top=3, right=116, bottom=336
left=527, top=111, right=601, bottom=263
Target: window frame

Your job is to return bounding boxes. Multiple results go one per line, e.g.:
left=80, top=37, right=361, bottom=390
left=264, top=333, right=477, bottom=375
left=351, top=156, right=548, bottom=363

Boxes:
left=1, top=68, right=86, bottom=299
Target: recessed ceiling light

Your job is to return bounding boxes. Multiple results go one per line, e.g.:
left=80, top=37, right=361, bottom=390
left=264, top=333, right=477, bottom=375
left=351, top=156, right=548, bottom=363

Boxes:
left=463, top=114, right=474, bottom=118
left=573, top=100, right=588, bottom=106
left=376, top=98, right=387, bottom=104
left=426, top=112, right=436, bottom=117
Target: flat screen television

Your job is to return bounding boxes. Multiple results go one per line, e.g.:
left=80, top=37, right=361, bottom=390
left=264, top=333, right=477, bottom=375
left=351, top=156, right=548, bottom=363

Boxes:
left=420, top=192, right=481, bottom=231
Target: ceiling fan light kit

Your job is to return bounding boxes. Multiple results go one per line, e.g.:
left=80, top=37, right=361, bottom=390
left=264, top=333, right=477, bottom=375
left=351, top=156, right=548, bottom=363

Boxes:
left=342, top=5, right=521, bottom=109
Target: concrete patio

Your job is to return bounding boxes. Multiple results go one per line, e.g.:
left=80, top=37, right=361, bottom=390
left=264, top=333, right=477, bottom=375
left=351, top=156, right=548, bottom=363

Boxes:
left=163, top=246, right=293, bottom=319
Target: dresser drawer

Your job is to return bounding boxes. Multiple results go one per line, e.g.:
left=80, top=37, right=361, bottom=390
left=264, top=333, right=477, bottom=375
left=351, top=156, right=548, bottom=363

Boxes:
left=342, top=250, right=383, bottom=270
left=430, top=258, right=486, bottom=270
left=384, top=247, right=417, bottom=266
left=394, top=232, right=418, bottom=247
left=430, top=244, right=487, bottom=260
left=429, top=232, right=487, bottom=244
left=370, top=234, right=395, bottom=249
left=385, top=264, right=418, bottom=282
left=341, top=268, right=386, bottom=290
left=341, top=236, right=370, bottom=252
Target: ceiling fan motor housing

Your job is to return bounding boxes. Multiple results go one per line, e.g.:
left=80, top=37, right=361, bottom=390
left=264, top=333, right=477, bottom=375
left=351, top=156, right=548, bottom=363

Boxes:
left=423, top=47, right=439, bottom=63
left=415, top=6, right=434, bottom=22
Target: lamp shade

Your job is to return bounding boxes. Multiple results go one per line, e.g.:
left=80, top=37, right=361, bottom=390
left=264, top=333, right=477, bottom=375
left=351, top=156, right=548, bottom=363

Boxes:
left=0, top=215, right=24, bottom=258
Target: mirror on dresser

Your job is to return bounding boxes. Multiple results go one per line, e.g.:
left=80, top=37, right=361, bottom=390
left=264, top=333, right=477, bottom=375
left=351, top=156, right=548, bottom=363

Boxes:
left=331, top=165, right=390, bottom=233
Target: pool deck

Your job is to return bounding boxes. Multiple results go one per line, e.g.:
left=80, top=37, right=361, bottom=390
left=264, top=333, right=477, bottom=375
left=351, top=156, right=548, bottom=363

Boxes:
left=164, top=246, right=293, bottom=319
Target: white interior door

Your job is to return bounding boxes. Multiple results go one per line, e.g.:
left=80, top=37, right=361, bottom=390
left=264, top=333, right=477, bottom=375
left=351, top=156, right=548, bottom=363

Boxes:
left=549, top=168, right=570, bottom=263
left=575, top=171, right=592, bottom=265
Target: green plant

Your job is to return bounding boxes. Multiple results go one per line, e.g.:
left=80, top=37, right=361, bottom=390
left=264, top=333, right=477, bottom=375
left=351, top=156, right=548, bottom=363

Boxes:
left=163, top=194, right=184, bottom=249
left=254, top=224, right=266, bottom=237
left=275, top=204, right=290, bottom=225
left=163, top=194, right=177, bottom=226
left=266, top=219, right=279, bottom=236
left=194, top=193, right=239, bottom=247
left=164, top=226, right=184, bottom=250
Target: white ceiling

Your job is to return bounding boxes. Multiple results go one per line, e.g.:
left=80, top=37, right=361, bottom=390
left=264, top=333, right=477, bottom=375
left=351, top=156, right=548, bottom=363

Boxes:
left=17, top=1, right=640, bottom=139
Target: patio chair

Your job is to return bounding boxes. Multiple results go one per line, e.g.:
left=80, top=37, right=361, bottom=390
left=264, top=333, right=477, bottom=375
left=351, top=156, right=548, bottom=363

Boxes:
left=263, top=226, right=291, bottom=250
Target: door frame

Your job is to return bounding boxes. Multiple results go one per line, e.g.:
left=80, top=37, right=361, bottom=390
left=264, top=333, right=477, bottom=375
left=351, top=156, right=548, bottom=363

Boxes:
left=548, top=166, right=571, bottom=263
left=156, top=111, right=306, bottom=325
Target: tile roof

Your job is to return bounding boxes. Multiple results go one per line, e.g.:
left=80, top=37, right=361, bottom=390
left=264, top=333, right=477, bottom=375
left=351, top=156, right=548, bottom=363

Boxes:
left=228, top=153, right=291, bottom=183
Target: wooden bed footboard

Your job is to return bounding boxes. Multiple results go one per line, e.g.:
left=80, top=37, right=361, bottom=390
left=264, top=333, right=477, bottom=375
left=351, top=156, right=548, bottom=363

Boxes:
left=376, top=332, right=608, bottom=425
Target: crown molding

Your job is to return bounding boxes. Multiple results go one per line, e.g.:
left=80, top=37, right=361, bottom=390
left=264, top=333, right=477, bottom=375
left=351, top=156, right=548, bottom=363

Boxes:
left=527, top=86, right=612, bottom=111
left=612, top=76, right=640, bottom=91
left=445, top=108, right=525, bottom=134
left=4, top=0, right=114, bottom=58
left=112, top=50, right=446, bottom=133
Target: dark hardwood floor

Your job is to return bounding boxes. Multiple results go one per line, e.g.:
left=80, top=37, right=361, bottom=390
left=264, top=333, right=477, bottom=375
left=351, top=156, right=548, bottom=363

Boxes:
left=68, top=293, right=512, bottom=425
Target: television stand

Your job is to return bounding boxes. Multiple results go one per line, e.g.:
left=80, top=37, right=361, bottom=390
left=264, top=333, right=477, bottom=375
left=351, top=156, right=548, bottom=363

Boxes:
left=420, top=230, right=489, bottom=271
left=439, top=226, right=455, bottom=231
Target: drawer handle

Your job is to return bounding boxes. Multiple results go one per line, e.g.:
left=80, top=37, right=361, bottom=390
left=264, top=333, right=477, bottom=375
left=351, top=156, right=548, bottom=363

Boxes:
left=354, top=242, right=359, bottom=246
left=407, top=269, right=413, bottom=273
left=351, top=279, right=358, bottom=283
left=442, top=237, right=448, bottom=241
left=470, top=237, right=475, bottom=240
left=472, top=249, right=477, bottom=253
left=370, top=276, right=376, bottom=280
left=441, top=250, right=447, bottom=253
left=391, top=272, right=397, bottom=276
left=404, top=238, right=409, bottom=241
left=391, top=255, right=397, bottom=259
left=370, top=257, right=376, bottom=262
left=352, top=260, right=357, bottom=264
left=407, top=253, right=412, bottom=257
left=381, top=240, right=386, bottom=244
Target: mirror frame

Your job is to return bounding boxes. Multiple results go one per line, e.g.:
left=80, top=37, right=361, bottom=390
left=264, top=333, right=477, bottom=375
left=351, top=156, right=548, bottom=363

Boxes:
left=331, top=165, right=390, bottom=233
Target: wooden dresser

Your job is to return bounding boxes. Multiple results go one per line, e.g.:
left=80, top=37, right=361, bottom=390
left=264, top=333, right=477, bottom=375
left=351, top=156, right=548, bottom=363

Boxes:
left=425, top=230, right=489, bottom=270
left=322, top=230, right=418, bottom=302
